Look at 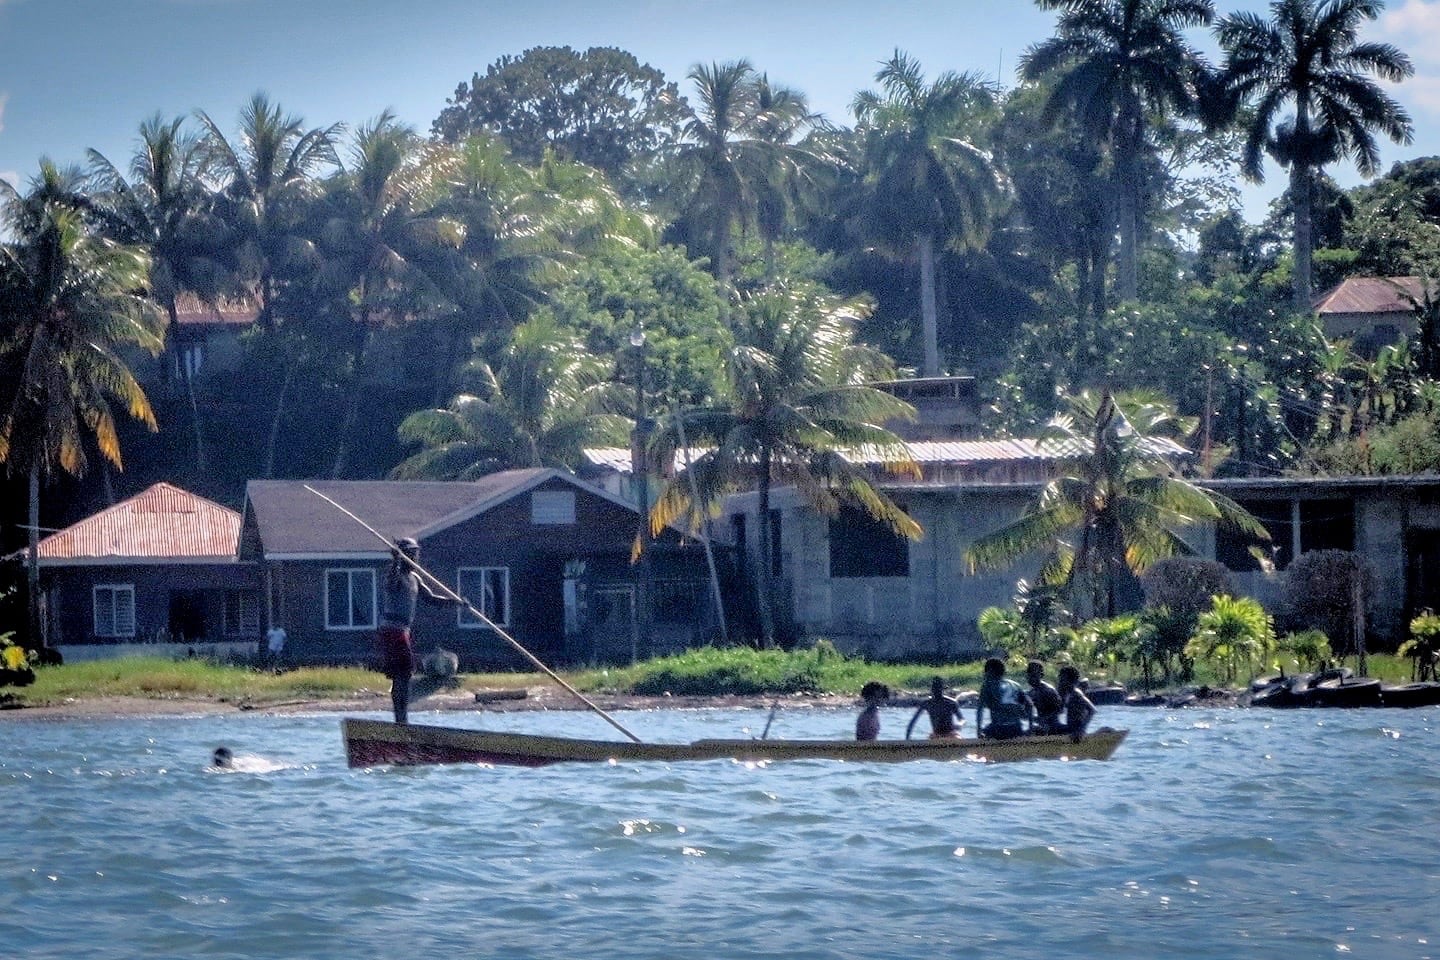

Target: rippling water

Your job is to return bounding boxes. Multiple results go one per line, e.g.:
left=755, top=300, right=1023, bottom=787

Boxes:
left=3, top=704, right=1437, bottom=959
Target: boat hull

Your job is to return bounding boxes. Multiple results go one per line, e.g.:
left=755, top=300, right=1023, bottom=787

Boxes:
left=341, top=718, right=1128, bottom=769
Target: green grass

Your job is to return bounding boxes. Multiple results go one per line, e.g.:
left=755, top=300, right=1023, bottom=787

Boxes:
left=0, top=648, right=1423, bottom=708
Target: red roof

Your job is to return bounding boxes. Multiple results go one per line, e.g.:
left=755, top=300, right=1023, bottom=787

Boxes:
left=36, top=483, right=240, bottom=561
left=1312, top=276, right=1427, bottom=315
left=173, top=293, right=259, bottom=328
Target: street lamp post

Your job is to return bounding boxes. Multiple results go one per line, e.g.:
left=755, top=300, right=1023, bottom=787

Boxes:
left=630, top=323, right=652, bottom=663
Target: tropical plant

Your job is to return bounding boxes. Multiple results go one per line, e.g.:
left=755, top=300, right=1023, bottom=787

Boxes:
left=1276, top=628, right=1332, bottom=673
left=966, top=390, right=1269, bottom=618
left=87, top=114, right=228, bottom=473
left=0, top=632, right=35, bottom=689
left=1020, top=0, right=1216, bottom=304
left=1398, top=610, right=1440, bottom=681
left=1186, top=593, right=1276, bottom=682
left=650, top=283, right=920, bottom=647
left=977, top=606, right=1029, bottom=660
left=1087, top=613, right=1158, bottom=685
left=1217, top=0, right=1414, bottom=308
left=851, top=51, right=1006, bottom=375
left=392, top=315, right=627, bottom=477
left=0, top=163, right=165, bottom=649
left=316, top=112, right=464, bottom=478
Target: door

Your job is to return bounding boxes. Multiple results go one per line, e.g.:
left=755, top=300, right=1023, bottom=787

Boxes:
left=169, top=590, right=208, bottom=643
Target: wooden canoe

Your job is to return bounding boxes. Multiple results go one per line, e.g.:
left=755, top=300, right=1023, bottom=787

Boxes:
left=341, top=717, right=1128, bottom=769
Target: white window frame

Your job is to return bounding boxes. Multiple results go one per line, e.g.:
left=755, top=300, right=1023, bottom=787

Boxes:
left=224, top=590, right=261, bottom=636
left=531, top=490, right=576, bottom=525
left=324, top=568, right=376, bottom=631
left=94, top=584, right=136, bottom=639
left=456, top=566, right=510, bottom=628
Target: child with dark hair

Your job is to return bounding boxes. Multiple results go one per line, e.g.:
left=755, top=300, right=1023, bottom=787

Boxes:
left=1026, top=661, right=1064, bottom=734
left=856, top=681, right=890, bottom=741
left=1057, top=665, right=1096, bottom=742
left=976, top=658, right=1034, bottom=739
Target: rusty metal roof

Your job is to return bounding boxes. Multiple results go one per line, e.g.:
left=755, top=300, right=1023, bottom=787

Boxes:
left=1312, top=276, right=1427, bottom=315
left=173, top=293, right=259, bottom=328
left=36, top=482, right=240, bottom=561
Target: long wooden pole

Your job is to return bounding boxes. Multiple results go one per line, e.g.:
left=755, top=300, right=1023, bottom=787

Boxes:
left=303, top=484, right=643, bottom=743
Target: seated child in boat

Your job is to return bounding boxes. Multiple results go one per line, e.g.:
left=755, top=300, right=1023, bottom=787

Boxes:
left=905, top=675, right=965, bottom=739
left=976, top=658, right=1034, bottom=739
left=1026, top=660, right=1064, bottom=734
left=1057, top=665, right=1096, bottom=742
left=856, top=681, right=890, bottom=741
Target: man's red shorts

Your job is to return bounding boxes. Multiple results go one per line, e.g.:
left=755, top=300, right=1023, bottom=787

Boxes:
left=377, top=625, right=414, bottom=679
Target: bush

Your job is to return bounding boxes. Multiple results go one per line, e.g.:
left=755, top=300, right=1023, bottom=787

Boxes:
left=1186, top=594, right=1276, bottom=682
left=1142, top=557, right=1235, bottom=619
left=1283, top=550, right=1372, bottom=656
left=1277, top=629, right=1332, bottom=672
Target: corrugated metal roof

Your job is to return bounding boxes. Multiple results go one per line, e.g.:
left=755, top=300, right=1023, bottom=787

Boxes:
left=36, top=483, right=240, bottom=560
left=173, top=293, right=259, bottom=328
left=1312, top=276, right=1427, bottom=315
left=583, top=436, right=1190, bottom=474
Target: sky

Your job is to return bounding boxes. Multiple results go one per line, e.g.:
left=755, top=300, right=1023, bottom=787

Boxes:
left=2, top=0, right=1440, bottom=225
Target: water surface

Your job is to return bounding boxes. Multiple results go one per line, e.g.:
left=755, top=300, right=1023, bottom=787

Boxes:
left=3, top=705, right=1436, bottom=959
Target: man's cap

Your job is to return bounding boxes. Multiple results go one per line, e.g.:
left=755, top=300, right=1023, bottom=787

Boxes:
left=395, top=537, right=420, bottom=553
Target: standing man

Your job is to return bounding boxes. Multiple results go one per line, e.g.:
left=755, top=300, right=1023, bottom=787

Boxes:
left=378, top=537, right=456, bottom=724
left=264, top=623, right=287, bottom=667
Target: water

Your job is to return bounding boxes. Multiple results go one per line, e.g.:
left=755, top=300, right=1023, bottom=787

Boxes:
left=3, top=705, right=1437, bottom=960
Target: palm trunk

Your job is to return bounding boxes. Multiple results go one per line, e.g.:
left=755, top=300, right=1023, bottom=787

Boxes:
left=27, top=464, right=42, bottom=650
left=331, top=315, right=373, bottom=479
left=167, top=299, right=207, bottom=475
left=1291, top=160, right=1314, bottom=310
left=755, top=448, right=776, bottom=649
left=918, top=232, right=941, bottom=376
left=1116, top=114, right=1142, bottom=304
left=262, top=360, right=297, bottom=479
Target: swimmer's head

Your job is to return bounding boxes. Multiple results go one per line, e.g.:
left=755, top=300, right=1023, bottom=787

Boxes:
left=212, top=746, right=234, bottom=768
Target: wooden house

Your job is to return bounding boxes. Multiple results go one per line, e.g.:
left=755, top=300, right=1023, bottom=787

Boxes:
left=240, top=469, right=720, bottom=670
left=29, top=483, right=260, bottom=662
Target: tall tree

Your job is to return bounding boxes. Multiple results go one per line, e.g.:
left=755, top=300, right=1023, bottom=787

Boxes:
left=851, top=51, right=1006, bottom=376
left=197, top=94, right=342, bottom=477
left=965, top=391, right=1267, bottom=618
left=1020, top=0, right=1215, bottom=305
left=650, top=283, right=921, bottom=647
left=432, top=46, right=687, bottom=180
left=1218, top=0, right=1413, bottom=309
left=392, top=314, right=626, bottom=478
left=88, top=114, right=227, bottom=474
left=667, top=60, right=821, bottom=295
left=317, top=112, right=462, bottom=478
left=0, top=163, right=165, bottom=648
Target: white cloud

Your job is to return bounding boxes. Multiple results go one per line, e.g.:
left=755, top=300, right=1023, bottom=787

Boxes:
left=1381, top=0, right=1440, bottom=65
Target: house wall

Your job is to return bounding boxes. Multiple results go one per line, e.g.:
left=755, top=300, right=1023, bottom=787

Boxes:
left=41, top=562, right=261, bottom=647
left=267, top=478, right=701, bottom=669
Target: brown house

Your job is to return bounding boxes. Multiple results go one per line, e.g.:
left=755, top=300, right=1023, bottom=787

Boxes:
left=240, top=469, right=720, bottom=670
left=1313, top=276, right=1429, bottom=354
left=29, top=483, right=261, bottom=661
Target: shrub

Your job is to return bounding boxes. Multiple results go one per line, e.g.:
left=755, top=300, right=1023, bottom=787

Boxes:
left=1283, top=550, right=1372, bottom=656
left=1142, top=557, right=1235, bottom=619
left=1276, top=629, right=1332, bottom=672
left=1186, top=595, right=1276, bottom=682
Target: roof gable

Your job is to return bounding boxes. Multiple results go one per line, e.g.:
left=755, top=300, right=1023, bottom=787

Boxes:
left=36, top=482, right=240, bottom=562
left=244, top=470, right=639, bottom=557
left=1312, top=276, right=1427, bottom=316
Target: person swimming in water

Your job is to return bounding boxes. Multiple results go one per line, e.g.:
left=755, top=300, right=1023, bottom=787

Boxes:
left=212, top=746, right=234, bottom=768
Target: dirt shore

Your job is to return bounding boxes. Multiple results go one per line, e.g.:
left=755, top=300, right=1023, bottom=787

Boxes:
left=0, top=686, right=859, bottom=721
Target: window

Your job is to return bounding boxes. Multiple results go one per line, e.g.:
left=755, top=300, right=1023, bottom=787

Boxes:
left=94, top=585, right=136, bottom=638
left=225, top=590, right=261, bottom=636
left=325, top=569, right=376, bottom=630
left=531, top=490, right=576, bottom=525
left=457, top=567, right=510, bottom=627
left=174, top=343, right=205, bottom=380
left=829, top=506, right=910, bottom=578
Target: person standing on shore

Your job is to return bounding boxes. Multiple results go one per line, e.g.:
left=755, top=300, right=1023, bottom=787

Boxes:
left=379, top=538, right=457, bottom=724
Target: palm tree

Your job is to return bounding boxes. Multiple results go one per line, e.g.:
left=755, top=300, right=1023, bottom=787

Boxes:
left=318, top=112, right=463, bottom=478
left=668, top=61, right=822, bottom=295
left=0, top=164, right=165, bottom=649
left=392, top=315, right=626, bottom=477
left=965, top=390, right=1269, bottom=619
left=88, top=114, right=228, bottom=473
left=1020, top=0, right=1215, bottom=304
left=650, top=283, right=921, bottom=646
left=1217, top=0, right=1413, bottom=309
left=197, top=94, right=342, bottom=477
left=851, top=51, right=1006, bottom=376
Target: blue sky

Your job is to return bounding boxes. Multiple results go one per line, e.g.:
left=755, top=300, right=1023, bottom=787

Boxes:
left=2, top=0, right=1439, bottom=224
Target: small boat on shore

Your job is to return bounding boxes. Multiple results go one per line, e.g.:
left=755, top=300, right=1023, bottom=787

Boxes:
left=341, top=718, right=1129, bottom=769
left=1379, top=682, right=1440, bottom=708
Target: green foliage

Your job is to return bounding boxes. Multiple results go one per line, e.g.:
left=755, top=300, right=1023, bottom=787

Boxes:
left=1276, top=629, right=1332, bottom=671
left=1283, top=550, right=1372, bottom=654
left=1186, top=594, right=1276, bottom=682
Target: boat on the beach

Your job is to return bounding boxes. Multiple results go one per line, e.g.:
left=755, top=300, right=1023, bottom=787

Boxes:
left=341, top=718, right=1129, bottom=769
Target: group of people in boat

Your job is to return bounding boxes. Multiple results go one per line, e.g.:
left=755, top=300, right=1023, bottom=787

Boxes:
left=856, top=658, right=1095, bottom=743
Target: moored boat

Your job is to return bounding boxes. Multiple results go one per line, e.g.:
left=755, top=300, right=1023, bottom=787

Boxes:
left=1379, top=682, right=1440, bottom=708
left=1308, top=676, right=1383, bottom=708
left=341, top=718, right=1129, bottom=769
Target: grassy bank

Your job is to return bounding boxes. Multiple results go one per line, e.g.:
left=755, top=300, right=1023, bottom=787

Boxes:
left=0, top=647, right=1417, bottom=709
